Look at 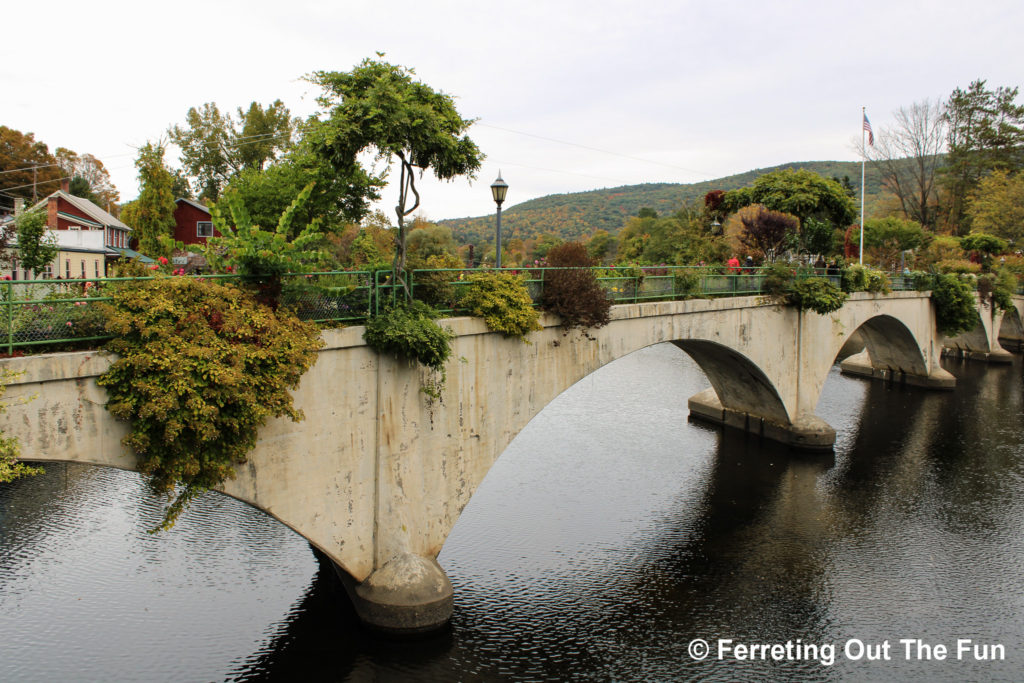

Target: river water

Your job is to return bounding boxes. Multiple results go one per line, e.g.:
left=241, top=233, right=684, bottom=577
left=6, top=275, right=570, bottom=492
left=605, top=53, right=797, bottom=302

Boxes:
left=1, top=344, right=1022, bottom=681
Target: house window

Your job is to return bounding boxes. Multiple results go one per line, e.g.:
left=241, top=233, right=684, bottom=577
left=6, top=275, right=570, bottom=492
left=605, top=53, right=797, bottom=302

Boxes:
left=80, top=260, right=86, bottom=277
left=11, top=259, right=17, bottom=281
left=44, top=264, right=53, bottom=279
left=197, top=221, right=214, bottom=238
left=95, top=261, right=100, bottom=278
left=66, top=259, right=71, bottom=278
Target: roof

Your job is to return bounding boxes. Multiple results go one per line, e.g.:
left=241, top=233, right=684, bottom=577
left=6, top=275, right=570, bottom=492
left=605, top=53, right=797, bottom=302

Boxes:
left=110, top=247, right=155, bottom=264
left=175, top=197, right=210, bottom=214
left=31, top=191, right=132, bottom=231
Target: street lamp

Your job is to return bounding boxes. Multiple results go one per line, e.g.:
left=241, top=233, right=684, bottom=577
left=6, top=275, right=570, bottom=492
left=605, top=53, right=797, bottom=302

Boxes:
left=490, top=172, right=508, bottom=268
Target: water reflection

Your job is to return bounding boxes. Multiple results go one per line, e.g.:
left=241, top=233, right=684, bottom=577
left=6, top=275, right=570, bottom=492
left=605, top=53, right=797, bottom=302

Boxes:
left=1, top=345, right=1022, bottom=681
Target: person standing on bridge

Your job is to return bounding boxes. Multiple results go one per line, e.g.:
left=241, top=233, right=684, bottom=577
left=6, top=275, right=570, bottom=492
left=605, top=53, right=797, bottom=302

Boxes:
left=727, top=255, right=741, bottom=273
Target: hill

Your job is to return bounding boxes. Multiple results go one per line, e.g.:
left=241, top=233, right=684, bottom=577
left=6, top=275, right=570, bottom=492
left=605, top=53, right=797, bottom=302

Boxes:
left=439, top=160, right=889, bottom=246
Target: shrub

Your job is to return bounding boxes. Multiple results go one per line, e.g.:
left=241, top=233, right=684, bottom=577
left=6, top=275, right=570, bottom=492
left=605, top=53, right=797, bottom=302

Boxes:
left=984, top=268, right=1017, bottom=312
left=97, top=276, right=324, bottom=530
left=762, top=262, right=796, bottom=299
left=786, top=277, right=848, bottom=315
left=934, top=259, right=981, bottom=275
left=539, top=242, right=611, bottom=331
left=673, top=270, right=702, bottom=299
left=411, top=253, right=464, bottom=310
left=865, top=269, right=891, bottom=293
left=931, top=274, right=978, bottom=336
left=363, top=300, right=453, bottom=371
left=459, top=271, right=542, bottom=342
left=841, top=264, right=870, bottom=292
left=909, top=271, right=936, bottom=291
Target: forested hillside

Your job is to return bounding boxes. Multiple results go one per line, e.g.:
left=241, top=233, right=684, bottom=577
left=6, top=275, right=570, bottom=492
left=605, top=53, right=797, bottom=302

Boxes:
left=441, top=160, right=888, bottom=245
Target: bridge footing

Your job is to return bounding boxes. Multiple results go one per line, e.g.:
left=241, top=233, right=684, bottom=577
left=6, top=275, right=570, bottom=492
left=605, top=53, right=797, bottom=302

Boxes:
left=840, top=351, right=958, bottom=387
left=335, top=553, right=453, bottom=634
left=687, top=388, right=835, bottom=451
left=940, top=347, right=1014, bottom=364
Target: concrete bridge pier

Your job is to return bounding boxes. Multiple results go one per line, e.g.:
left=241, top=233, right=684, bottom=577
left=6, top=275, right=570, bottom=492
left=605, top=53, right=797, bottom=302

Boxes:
left=941, top=298, right=1016, bottom=363
left=336, top=553, right=453, bottom=634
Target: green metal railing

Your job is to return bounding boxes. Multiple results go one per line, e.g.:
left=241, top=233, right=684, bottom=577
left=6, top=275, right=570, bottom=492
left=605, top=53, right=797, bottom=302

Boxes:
left=0, top=266, right=1015, bottom=355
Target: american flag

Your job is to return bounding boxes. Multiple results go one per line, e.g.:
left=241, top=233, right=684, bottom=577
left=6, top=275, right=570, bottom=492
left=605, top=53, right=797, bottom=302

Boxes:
left=863, top=114, right=874, bottom=146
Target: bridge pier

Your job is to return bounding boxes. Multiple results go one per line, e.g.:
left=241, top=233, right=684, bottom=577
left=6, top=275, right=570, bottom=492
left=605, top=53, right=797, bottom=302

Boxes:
left=840, top=350, right=957, bottom=388
left=335, top=553, right=453, bottom=634
left=688, top=388, right=835, bottom=451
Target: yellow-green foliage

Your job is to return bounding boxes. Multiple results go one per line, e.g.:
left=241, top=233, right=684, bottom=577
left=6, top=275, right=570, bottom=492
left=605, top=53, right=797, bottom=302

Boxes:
left=935, top=259, right=982, bottom=275
left=842, top=264, right=890, bottom=293
left=98, top=276, right=324, bottom=530
left=459, top=271, right=542, bottom=342
left=0, top=369, right=43, bottom=484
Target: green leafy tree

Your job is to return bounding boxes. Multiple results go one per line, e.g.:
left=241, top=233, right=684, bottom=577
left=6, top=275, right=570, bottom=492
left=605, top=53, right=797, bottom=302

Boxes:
left=120, top=142, right=177, bottom=258
left=586, top=229, right=615, bottom=263
left=942, top=80, right=1024, bottom=233
left=960, top=233, right=1008, bottom=270
left=722, top=169, right=857, bottom=230
left=407, top=222, right=459, bottom=263
left=966, top=169, right=1024, bottom=243
left=221, top=139, right=381, bottom=237
left=863, top=216, right=929, bottom=270
left=13, top=208, right=58, bottom=275
left=169, top=100, right=299, bottom=201
left=800, top=217, right=836, bottom=258
left=308, top=57, right=483, bottom=294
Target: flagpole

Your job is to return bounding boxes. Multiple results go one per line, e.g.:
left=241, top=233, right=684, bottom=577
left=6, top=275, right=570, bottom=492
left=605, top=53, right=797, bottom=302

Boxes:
left=859, top=106, right=866, bottom=265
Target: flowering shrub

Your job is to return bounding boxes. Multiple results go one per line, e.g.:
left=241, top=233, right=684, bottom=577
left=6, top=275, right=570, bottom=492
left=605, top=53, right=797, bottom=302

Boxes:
left=459, top=271, right=541, bottom=342
left=98, top=276, right=323, bottom=530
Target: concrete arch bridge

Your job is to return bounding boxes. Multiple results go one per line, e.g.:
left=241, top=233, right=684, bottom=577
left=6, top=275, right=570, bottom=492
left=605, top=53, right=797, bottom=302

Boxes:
left=1, top=291, right=1020, bottom=633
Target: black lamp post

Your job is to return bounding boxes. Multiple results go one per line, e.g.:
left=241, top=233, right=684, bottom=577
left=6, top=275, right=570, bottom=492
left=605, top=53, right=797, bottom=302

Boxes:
left=490, top=172, right=508, bottom=268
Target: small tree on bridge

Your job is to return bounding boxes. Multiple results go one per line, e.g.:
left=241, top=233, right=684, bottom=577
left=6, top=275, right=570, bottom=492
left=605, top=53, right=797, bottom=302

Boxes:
left=308, top=57, right=483, bottom=296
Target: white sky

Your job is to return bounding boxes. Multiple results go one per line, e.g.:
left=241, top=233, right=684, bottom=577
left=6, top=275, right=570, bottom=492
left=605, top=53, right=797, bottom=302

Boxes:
left=3, top=0, right=1023, bottom=222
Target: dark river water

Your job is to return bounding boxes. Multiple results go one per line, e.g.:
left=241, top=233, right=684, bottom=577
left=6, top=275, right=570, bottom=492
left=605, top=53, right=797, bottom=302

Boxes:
left=1, top=344, right=1022, bottom=682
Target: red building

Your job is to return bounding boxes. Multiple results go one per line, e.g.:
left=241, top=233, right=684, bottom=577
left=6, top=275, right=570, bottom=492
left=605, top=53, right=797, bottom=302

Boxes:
left=172, top=198, right=219, bottom=246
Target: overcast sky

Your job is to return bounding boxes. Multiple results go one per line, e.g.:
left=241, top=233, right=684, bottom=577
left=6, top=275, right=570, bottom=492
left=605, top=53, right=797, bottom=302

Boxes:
left=4, top=0, right=1023, bottom=222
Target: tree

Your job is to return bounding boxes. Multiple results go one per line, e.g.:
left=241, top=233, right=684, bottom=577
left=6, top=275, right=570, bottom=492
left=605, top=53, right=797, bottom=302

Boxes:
left=13, top=208, right=58, bottom=275
left=55, top=148, right=120, bottom=210
left=863, top=216, right=929, bottom=270
left=966, top=169, right=1024, bottom=243
left=120, top=142, right=177, bottom=257
left=169, top=100, right=299, bottom=201
left=722, top=169, right=857, bottom=230
left=960, top=233, right=1008, bottom=270
left=586, top=229, right=615, bottom=263
left=0, top=126, right=62, bottom=203
left=942, top=80, right=1024, bottom=233
left=407, top=222, right=459, bottom=263
left=864, top=100, right=946, bottom=229
left=222, top=138, right=381, bottom=237
left=308, top=57, right=483, bottom=294
left=738, top=206, right=799, bottom=263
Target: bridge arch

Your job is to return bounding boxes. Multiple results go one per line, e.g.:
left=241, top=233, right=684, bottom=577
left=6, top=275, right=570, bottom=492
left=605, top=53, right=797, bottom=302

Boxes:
left=670, top=339, right=789, bottom=424
left=999, top=305, right=1023, bottom=346
left=838, top=314, right=930, bottom=376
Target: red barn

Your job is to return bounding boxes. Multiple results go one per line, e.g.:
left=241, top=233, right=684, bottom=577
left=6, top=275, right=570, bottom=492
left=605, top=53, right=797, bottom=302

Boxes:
left=172, top=198, right=219, bottom=246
